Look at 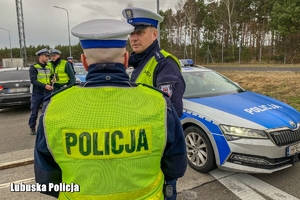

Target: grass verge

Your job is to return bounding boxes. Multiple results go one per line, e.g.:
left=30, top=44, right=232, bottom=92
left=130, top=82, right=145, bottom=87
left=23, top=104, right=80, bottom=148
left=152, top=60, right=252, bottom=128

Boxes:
left=217, top=70, right=300, bottom=111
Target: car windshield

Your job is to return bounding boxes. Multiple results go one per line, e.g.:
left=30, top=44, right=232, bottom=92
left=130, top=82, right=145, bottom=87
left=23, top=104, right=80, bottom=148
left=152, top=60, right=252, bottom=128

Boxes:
left=0, top=70, right=29, bottom=81
left=182, top=70, right=245, bottom=98
left=74, top=67, right=87, bottom=75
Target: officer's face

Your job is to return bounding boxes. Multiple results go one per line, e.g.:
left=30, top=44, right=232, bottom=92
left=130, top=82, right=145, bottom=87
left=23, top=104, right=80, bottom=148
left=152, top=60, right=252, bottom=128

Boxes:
left=39, top=54, right=49, bottom=64
left=50, top=54, right=60, bottom=61
left=129, top=27, right=158, bottom=54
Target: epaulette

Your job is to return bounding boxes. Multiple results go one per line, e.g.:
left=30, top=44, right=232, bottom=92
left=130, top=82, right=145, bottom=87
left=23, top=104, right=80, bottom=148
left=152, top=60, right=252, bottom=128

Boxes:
left=154, top=50, right=178, bottom=67
left=154, top=50, right=166, bottom=64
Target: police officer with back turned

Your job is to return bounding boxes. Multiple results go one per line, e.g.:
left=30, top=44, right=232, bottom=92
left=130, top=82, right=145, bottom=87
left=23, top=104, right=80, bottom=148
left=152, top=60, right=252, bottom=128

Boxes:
left=122, top=7, right=186, bottom=118
left=28, top=48, right=53, bottom=135
left=34, top=19, right=187, bottom=199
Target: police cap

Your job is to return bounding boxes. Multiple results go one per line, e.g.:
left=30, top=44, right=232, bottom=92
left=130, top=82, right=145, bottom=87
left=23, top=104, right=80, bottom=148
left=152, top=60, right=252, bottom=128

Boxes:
left=67, top=57, right=73, bottom=60
left=122, top=7, right=163, bottom=31
left=71, top=19, right=134, bottom=49
left=50, top=48, right=61, bottom=55
left=35, top=48, right=49, bottom=56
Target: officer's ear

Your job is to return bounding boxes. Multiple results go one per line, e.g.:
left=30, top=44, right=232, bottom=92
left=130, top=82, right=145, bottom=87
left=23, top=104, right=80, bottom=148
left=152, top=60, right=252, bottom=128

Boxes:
left=123, top=51, right=129, bottom=69
left=150, top=27, right=158, bottom=41
left=81, top=54, right=88, bottom=71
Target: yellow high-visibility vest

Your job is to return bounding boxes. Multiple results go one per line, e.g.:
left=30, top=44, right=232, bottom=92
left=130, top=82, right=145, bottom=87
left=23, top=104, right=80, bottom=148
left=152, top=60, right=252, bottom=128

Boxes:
left=135, top=49, right=181, bottom=86
left=50, top=60, right=69, bottom=84
left=44, top=85, right=167, bottom=200
left=33, top=63, right=52, bottom=84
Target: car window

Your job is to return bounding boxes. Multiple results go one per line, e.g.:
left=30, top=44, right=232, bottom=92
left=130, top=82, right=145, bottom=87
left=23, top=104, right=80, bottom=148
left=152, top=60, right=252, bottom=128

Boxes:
left=183, top=71, right=244, bottom=98
left=74, top=67, right=87, bottom=75
left=0, top=70, right=29, bottom=81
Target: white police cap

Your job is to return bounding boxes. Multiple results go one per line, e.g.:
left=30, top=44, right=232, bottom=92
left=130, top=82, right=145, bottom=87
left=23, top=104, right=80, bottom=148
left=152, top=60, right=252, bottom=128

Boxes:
left=50, top=48, right=61, bottom=55
left=35, top=48, right=49, bottom=56
left=122, top=7, right=163, bottom=29
left=71, top=19, right=134, bottom=49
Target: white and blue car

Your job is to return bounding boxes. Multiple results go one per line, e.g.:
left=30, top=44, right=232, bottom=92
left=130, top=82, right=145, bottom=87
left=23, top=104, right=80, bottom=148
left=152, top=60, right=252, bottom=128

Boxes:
left=74, top=63, right=87, bottom=84
left=180, top=59, right=300, bottom=174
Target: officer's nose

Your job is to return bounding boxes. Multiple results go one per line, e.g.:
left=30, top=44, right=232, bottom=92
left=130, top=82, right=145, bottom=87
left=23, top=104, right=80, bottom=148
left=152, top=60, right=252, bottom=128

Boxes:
left=129, top=33, right=138, bottom=41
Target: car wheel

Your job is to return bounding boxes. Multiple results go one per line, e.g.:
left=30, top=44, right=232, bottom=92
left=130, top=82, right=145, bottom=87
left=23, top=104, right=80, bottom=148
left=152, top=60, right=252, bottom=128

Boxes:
left=184, top=125, right=216, bottom=173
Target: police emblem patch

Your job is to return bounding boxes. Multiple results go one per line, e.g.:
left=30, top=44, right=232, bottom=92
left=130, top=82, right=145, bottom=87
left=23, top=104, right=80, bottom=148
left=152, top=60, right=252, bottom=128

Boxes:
left=125, top=9, right=133, bottom=19
left=159, top=84, right=173, bottom=97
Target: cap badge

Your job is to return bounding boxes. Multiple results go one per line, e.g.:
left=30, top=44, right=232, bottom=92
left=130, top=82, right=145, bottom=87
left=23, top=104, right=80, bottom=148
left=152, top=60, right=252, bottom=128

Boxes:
left=125, top=9, right=133, bottom=19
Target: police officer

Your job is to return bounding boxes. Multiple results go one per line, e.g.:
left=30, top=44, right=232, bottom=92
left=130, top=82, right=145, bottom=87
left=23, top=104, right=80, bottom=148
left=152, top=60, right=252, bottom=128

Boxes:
left=67, top=56, right=76, bottom=74
left=28, top=48, right=53, bottom=135
left=34, top=19, right=187, bottom=199
left=49, top=49, right=76, bottom=92
left=122, top=7, right=186, bottom=118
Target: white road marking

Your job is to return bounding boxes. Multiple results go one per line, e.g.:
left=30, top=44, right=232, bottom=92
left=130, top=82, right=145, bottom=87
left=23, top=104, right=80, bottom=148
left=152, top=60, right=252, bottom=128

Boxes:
left=210, top=169, right=299, bottom=200
left=0, top=177, right=35, bottom=190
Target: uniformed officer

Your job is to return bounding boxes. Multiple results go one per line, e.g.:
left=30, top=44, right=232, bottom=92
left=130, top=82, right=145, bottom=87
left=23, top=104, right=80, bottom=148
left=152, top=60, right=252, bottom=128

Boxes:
left=67, top=56, right=76, bottom=74
left=34, top=19, right=187, bottom=200
left=122, top=7, right=186, bottom=118
left=28, top=48, right=53, bottom=135
left=49, top=49, right=76, bottom=92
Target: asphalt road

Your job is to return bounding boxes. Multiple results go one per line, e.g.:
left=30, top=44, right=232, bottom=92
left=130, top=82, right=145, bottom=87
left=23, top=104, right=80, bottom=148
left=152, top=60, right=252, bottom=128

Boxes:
left=0, top=106, right=36, bottom=154
left=1, top=106, right=300, bottom=199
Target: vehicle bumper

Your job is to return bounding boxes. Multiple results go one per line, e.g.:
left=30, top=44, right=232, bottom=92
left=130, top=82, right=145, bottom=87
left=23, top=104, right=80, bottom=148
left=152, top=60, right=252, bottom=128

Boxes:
left=0, top=94, right=31, bottom=108
left=218, top=138, right=300, bottom=173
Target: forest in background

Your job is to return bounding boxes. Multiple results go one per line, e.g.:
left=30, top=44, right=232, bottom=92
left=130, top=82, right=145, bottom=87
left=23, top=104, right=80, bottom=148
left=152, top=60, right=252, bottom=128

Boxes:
left=1, top=0, right=300, bottom=65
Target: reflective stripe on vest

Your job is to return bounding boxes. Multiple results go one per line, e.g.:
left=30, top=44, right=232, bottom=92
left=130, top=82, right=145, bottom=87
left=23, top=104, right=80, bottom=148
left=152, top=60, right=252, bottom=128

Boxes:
left=44, top=85, right=167, bottom=200
left=51, top=60, right=69, bottom=84
left=33, top=63, right=51, bottom=84
left=135, top=49, right=181, bottom=86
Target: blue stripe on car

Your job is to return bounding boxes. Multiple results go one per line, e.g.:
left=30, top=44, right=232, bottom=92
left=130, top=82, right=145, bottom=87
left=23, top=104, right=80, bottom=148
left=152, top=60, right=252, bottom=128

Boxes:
left=186, top=91, right=300, bottom=129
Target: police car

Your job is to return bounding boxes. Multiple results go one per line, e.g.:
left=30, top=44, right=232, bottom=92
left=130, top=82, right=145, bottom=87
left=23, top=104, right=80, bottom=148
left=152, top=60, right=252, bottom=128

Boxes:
left=180, top=59, right=300, bottom=174
left=74, top=63, right=87, bottom=84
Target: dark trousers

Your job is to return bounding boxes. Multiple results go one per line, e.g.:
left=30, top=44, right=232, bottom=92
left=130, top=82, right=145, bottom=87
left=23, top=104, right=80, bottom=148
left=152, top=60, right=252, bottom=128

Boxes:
left=166, top=179, right=177, bottom=200
left=28, top=93, right=50, bottom=128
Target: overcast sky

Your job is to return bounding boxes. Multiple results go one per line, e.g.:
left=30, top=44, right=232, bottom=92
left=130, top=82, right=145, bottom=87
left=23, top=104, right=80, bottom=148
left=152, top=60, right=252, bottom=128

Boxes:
left=0, top=0, right=180, bottom=50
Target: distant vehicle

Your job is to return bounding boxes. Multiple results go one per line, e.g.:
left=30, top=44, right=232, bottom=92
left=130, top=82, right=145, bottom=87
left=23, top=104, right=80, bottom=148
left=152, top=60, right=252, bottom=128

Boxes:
left=180, top=59, right=300, bottom=174
left=0, top=68, right=31, bottom=109
left=74, top=63, right=87, bottom=84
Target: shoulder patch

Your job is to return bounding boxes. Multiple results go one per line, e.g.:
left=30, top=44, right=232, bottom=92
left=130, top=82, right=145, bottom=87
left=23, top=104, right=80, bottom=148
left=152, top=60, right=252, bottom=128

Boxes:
left=158, top=84, right=172, bottom=97
left=138, top=83, right=169, bottom=97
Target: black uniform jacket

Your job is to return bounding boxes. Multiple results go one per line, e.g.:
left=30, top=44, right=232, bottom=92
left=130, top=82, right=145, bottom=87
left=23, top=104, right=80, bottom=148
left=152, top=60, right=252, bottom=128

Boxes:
left=129, top=40, right=186, bottom=117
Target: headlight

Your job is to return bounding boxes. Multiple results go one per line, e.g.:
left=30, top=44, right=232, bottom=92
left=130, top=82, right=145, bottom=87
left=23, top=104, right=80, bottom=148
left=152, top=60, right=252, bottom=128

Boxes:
left=219, top=124, right=268, bottom=139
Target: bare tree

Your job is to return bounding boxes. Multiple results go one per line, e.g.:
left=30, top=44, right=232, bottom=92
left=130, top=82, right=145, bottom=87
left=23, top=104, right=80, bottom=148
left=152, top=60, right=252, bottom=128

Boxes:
left=183, top=0, right=198, bottom=58
left=174, top=0, right=186, bottom=53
